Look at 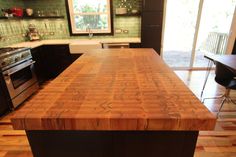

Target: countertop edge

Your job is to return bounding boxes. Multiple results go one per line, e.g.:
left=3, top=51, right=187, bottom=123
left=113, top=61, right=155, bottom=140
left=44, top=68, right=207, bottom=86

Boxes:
left=8, top=38, right=141, bottom=49
left=11, top=116, right=216, bottom=131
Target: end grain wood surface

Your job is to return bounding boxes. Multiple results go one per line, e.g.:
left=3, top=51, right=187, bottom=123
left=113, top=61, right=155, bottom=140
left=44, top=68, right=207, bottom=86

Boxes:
left=11, top=49, right=216, bottom=130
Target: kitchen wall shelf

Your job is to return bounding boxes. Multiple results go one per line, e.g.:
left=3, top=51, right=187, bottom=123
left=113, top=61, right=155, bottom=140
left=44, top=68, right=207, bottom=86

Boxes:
left=0, top=16, right=65, bottom=20
left=25, top=16, right=65, bottom=19
left=115, top=13, right=141, bottom=17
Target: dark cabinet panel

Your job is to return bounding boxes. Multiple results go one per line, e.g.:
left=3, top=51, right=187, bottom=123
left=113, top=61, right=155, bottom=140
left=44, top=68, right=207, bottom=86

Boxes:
left=71, top=54, right=82, bottom=62
left=41, top=46, right=57, bottom=79
left=0, top=90, right=10, bottom=116
left=0, top=73, right=11, bottom=116
left=141, top=26, right=162, bottom=53
left=143, top=0, right=164, bottom=12
left=31, top=45, right=80, bottom=84
left=43, top=45, right=72, bottom=78
left=142, top=12, right=163, bottom=26
left=31, top=46, right=47, bottom=84
left=141, top=0, right=164, bottom=54
left=130, top=43, right=141, bottom=48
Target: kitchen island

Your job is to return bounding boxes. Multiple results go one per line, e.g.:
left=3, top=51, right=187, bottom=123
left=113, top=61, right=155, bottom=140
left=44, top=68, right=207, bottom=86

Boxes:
left=11, top=49, right=216, bottom=157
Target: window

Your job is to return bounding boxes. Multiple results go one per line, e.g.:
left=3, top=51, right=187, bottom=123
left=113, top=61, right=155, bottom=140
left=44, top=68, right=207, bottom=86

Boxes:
left=66, top=0, right=113, bottom=35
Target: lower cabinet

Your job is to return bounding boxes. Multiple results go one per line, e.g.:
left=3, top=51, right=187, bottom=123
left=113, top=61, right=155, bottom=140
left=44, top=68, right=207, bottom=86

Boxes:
left=130, top=43, right=141, bottom=48
left=31, top=45, right=81, bottom=85
left=31, top=46, right=47, bottom=84
left=0, top=73, right=11, bottom=116
left=43, top=45, right=72, bottom=79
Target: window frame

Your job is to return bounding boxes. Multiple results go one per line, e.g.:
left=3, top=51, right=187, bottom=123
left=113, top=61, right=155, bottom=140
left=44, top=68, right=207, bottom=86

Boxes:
left=65, top=0, right=114, bottom=36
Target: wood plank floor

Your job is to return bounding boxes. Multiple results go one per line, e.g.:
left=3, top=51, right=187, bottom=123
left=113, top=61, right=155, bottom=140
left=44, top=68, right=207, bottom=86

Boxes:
left=1, top=70, right=236, bottom=157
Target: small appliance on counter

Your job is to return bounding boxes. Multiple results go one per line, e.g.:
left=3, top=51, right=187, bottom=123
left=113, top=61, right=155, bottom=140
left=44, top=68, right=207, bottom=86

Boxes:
left=25, top=8, right=33, bottom=16
left=27, top=24, right=40, bottom=41
left=11, top=7, right=23, bottom=17
left=1, top=7, right=23, bottom=17
left=116, top=8, right=127, bottom=15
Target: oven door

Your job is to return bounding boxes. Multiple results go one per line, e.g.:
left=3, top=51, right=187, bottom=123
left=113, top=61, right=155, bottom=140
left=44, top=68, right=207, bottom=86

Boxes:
left=3, top=60, right=38, bottom=99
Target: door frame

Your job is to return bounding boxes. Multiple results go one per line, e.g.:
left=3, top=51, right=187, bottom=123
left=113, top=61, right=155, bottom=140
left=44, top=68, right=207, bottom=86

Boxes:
left=189, top=0, right=204, bottom=68
left=226, top=6, right=236, bottom=54
left=160, top=0, right=167, bottom=58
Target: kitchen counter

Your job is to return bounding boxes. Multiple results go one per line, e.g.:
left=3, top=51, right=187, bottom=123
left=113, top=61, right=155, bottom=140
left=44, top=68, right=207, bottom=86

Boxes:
left=9, top=38, right=141, bottom=49
left=11, top=49, right=216, bottom=157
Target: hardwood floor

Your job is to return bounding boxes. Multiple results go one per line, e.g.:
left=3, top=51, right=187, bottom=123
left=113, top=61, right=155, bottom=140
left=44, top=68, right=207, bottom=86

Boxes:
left=1, top=70, right=236, bottom=157
left=175, top=70, right=236, bottom=157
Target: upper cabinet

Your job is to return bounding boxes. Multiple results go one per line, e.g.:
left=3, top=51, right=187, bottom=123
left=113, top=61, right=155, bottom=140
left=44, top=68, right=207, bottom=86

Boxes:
left=142, top=12, right=163, bottom=26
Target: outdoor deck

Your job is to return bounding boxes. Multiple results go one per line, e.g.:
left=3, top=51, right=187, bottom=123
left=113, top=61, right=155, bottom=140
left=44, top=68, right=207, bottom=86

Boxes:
left=163, top=50, right=209, bottom=68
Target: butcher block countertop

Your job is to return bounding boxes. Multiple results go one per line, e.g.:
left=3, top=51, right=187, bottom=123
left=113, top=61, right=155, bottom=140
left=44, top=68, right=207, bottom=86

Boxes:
left=9, top=38, right=141, bottom=49
left=11, top=49, right=216, bottom=131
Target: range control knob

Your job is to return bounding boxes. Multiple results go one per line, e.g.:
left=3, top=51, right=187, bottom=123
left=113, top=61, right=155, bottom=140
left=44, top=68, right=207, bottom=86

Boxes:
left=21, top=52, right=29, bottom=58
left=21, top=53, right=27, bottom=58
left=15, top=56, right=20, bottom=62
left=2, top=58, right=10, bottom=66
left=1, top=61, right=6, bottom=66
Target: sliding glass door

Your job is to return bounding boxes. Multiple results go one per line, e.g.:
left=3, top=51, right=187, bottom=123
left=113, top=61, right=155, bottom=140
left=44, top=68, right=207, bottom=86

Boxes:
left=193, top=0, right=236, bottom=67
left=163, top=0, right=200, bottom=68
left=163, top=0, right=236, bottom=69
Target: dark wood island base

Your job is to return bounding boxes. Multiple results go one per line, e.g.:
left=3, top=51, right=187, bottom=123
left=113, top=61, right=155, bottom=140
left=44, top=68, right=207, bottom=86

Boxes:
left=26, top=131, right=198, bottom=157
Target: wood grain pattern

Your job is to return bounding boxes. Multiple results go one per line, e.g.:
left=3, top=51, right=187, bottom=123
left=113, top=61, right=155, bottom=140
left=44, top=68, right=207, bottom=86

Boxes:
left=11, top=49, right=216, bottom=130
left=1, top=70, right=236, bottom=157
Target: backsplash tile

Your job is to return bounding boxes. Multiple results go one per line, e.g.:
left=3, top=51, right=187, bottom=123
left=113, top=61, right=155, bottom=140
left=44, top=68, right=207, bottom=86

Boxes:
left=0, top=0, right=141, bottom=47
left=0, top=1, right=25, bottom=46
left=0, top=0, right=24, bottom=9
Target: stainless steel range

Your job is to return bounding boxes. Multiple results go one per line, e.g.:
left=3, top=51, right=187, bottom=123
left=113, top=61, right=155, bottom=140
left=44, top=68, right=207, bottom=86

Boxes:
left=0, top=47, right=38, bottom=108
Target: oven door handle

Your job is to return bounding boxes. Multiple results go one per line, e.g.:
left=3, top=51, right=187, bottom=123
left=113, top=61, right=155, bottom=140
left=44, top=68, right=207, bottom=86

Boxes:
left=4, top=61, right=36, bottom=76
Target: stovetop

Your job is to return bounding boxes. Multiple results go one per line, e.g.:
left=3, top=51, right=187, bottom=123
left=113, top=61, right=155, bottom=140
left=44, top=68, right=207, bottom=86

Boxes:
left=0, top=47, right=20, bottom=54
left=0, top=47, right=32, bottom=70
left=0, top=47, right=30, bottom=56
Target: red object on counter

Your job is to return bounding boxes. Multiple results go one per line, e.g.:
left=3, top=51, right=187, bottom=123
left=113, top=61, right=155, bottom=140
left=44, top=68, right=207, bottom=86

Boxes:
left=11, top=7, right=23, bottom=17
